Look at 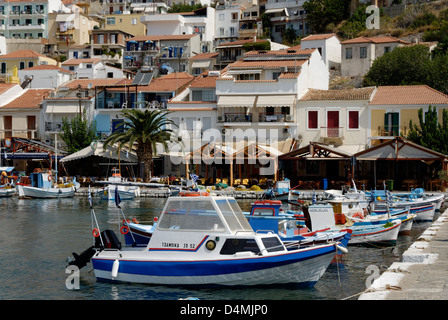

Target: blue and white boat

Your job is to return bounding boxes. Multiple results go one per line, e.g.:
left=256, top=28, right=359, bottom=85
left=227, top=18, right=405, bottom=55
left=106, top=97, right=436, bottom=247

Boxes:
left=305, top=204, right=402, bottom=246
left=17, top=172, right=78, bottom=199
left=70, top=194, right=346, bottom=287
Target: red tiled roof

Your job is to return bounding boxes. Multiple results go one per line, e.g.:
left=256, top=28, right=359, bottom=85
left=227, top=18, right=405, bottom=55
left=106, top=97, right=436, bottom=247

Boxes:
left=0, top=83, right=19, bottom=95
left=301, top=87, right=376, bottom=101
left=0, top=89, right=52, bottom=109
left=22, top=64, right=74, bottom=74
left=63, top=78, right=124, bottom=89
left=62, top=58, right=102, bottom=65
left=229, top=59, right=307, bottom=69
left=0, top=49, right=48, bottom=59
left=302, top=33, right=337, bottom=41
left=189, top=52, right=219, bottom=60
left=217, top=38, right=269, bottom=47
left=369, top=85, right=448, bottom=105
left=341, top=36, right=410, bottom=45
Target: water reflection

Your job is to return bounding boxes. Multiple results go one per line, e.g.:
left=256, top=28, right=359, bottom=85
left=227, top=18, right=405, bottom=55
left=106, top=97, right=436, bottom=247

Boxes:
left=0, top=196, right=438, bottom=300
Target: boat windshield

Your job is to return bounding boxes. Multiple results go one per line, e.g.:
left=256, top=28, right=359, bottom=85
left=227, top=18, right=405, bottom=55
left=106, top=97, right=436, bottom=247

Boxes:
left=158, top=198, right=253, bottom=233
left=158, top=199, right=226, bottom=232
left=215, top=198, right=253, bottom=233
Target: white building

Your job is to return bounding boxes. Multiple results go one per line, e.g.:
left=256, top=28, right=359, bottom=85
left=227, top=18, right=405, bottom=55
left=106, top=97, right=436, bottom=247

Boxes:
left=140, top=6, right=215, bottom=53
left=340, top=36, right=410, bottom=77
left=215, top=45, right=329, bottom=142
left=301, top=33, right=341, bottom=70
left=0, top=0, right=69, bottom=39
left=18, top=64, right=74, bottom=89
left=61, top=58, right=125, bottom=79
left=298, top=87, right=376, bottom=151
left=264, top=0, right=310, bottom=43
left=214, top=2, right=243, bottom=46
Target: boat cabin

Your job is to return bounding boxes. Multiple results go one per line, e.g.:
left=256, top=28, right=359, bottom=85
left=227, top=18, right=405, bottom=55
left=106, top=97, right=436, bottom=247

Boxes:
left=29, top=172, right=53, bottom=189
left=147, top=195, right=286, bottom=256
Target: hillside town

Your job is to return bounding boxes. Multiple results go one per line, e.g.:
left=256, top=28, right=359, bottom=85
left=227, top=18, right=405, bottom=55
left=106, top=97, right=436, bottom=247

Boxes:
left=1, top=0, right=448, bottom=192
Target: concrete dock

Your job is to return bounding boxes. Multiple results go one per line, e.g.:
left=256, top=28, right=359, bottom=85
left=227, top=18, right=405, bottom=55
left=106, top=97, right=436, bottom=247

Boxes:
left=359, top=208, right=448, bottom=300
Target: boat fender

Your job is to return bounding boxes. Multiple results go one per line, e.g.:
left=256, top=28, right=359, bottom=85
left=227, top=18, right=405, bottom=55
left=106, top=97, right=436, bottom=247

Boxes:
left=48, top=175, right=52, bottom=181
left=206, top=240, right=216, bottom=250
left=111, top=259, right=119, bottom=279
left=336, top=244, right=348, bottom=254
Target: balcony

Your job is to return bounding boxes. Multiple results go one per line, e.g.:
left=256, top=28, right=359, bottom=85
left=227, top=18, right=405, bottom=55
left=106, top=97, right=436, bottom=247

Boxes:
left=9, top=23, right=45, bottom=30
left=45, top=121, right=63, bottom=133
left=320, top=127, right=344, bottom=145
left=258, top=113, right=293, bottom=123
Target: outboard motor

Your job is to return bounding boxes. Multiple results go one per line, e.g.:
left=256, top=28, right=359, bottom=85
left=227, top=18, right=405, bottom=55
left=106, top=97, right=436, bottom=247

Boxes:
left=68, top=230, right=121, bottom=270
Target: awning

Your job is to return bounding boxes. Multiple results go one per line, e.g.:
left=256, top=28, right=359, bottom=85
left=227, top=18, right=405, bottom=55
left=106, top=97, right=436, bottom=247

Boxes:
left=0, top=166, right=15, bottom=172
left=55, top=14, right=75, bottom=22
left=46, top=105, right=84, bottom=114
left=60, top=141, right=138, bottom=163
left=257, top=95, right=296, bottom=107
left=191, top=61, right=211, bottom=69
left=264, top=8, right=288, bottom=15
left=227, top=69, right=262, bottom=75
left=217, top=95, right=256, bottom=108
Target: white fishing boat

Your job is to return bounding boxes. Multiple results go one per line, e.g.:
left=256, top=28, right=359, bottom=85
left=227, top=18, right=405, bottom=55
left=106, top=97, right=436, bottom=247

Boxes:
left=0, top=187, right=15, bottom=198
left=69, top=194, right=346, bottom=287
left=95, top=168, right=140, bottom=201
left=17, top=172, right=77, bottom=198
left=304, top=204, right=402, bottom=246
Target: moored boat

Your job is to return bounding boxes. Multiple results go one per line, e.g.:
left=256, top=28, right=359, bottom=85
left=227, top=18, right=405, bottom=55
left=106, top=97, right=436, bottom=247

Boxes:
left=69, top=194, right=346, bottom=287
left=16, top=172, right=77, bottom=199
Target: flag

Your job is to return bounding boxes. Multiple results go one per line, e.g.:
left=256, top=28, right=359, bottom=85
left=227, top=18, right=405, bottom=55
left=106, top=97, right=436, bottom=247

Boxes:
left=114, top=186, right=121, bottom=207
left=312, top=190, right=316, bottom=205
left=190, top=173, right=199, bottom=183
left=385, top=190, right=394, bottom=206
left=88, top=185, right=92, bottom=207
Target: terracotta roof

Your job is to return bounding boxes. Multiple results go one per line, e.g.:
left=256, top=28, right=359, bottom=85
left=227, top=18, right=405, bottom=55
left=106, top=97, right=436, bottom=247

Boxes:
left=62, top=58, right=102, bottom=65
left=341, top=36, right=410, bottom=45
left=108, top=73, right=194, bottom=92
left=301, top=87, right=376, bottom=101
left=302, top=33, right=337, bottom=41
left=21, top=64, right=75, bottom=74
left=0, top=49, right=48, bottom=59
left=63, top=78, right=124, bottom=89
left=189, top=73, right=218, bottom=88
left=0, top=89, right=52, bottom=109
left=369, top=85, right=448, bottom=105
left=189, top=52, right=219, bottom=60
left=0, top=83, right=19, bottom=95
left=244, top=47, right=315, bottom=57
left=229, top=59, right=307, bottom=69
left=217, top=39, right=269, bottom=47
left=128, top=34, right=198, bottom=42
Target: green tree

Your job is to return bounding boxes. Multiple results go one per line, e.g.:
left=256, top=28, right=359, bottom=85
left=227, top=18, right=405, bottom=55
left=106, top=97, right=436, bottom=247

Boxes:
left=363, top=45, right=431, bottom=87
left=338, top=4, right=369, bottom=39
left=303, top=0, right=350, bottom=33
left=406, top=106, right=448, bottom=154
left=103, top=109, right=178, bottom=182
left=60, top=112, right=97, bottom=154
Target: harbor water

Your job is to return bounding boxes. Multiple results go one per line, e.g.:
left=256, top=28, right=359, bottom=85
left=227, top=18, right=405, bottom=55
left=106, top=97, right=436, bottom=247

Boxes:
left=0, top=196, right=439, bottom=300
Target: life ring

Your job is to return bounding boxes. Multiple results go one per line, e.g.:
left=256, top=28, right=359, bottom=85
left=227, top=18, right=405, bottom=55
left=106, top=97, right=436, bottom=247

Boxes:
left=179, top=191, right=209, bottom=197
left=92, top=228, right=100, bottom=238
left=48, top=175, right=52, bottom=181
left=120, top=225, right=129, bottom=235
left=352, top=212, right=364, bottom=219
left=254, top=200, right=282, bottom=205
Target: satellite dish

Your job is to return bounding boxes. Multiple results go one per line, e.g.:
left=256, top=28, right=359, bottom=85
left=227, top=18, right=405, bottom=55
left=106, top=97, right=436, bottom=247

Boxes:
left=87, top=83, right=93, bottom=89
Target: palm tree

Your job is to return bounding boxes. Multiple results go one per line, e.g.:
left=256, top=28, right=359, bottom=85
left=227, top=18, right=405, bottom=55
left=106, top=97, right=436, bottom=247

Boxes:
left=103, top=109, right=177, bottom=182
